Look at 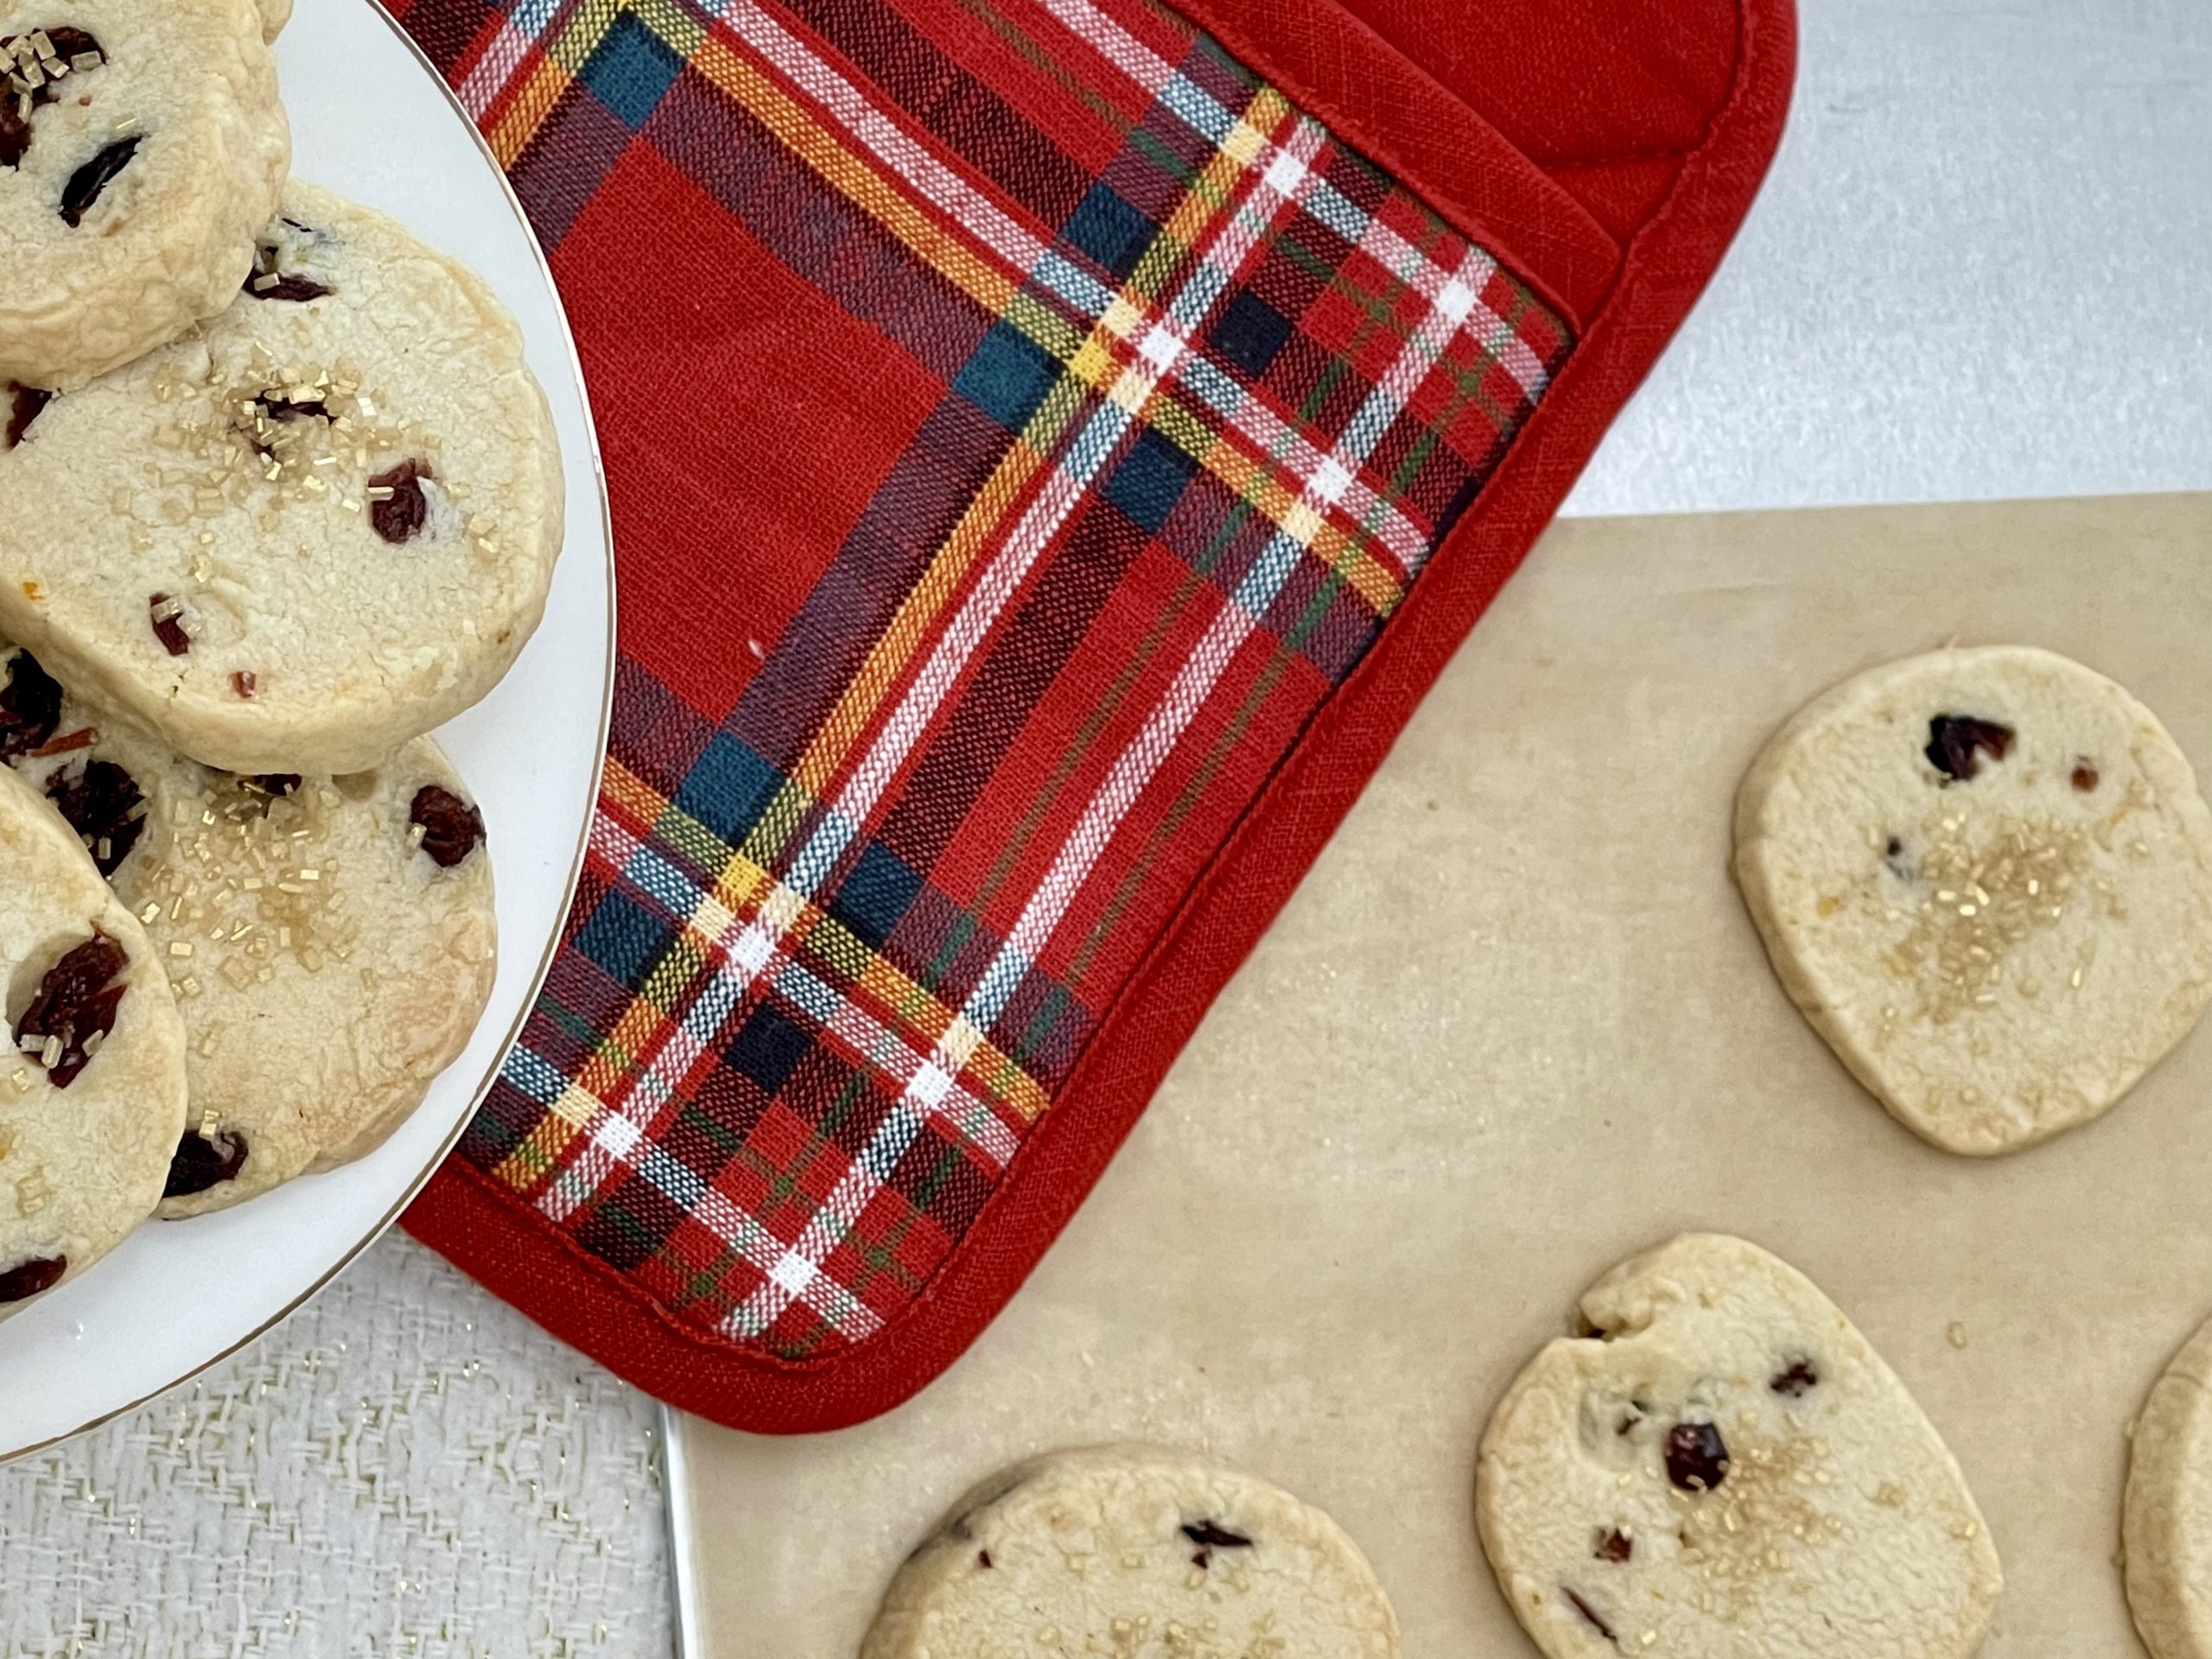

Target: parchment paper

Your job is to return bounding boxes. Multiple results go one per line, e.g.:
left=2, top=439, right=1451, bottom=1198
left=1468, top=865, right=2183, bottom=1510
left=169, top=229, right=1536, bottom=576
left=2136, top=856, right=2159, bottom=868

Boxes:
left=680, top=493, right=2212, bottom=1657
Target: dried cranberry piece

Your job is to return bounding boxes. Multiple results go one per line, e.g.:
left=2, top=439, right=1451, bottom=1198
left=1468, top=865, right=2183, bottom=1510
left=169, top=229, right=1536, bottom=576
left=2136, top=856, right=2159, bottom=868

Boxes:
left=1664, top=1421, right=1731, bottom=1492
left=2072, top=761, right=2100, bottom=792
left=47, top=758, right=144, bottom=875
left=231, top=669, right=257, bottom=700
left=0, top=103, right=27, bottom=168
left=975, top=1549, right=991, bottom=1569
left=148, top=592, right=189, bottom=657
left=1594, top=1528, right=1633, bottom=1563
left=245, top=270, right=332, bottom=302
left=1925, top=715, right=2013, bottom=782
left=40, top=26, right=102, bottom=60
left=0, top=1254, right=66, bottom=1302
left=1179, top=1520, right=1253, bottom=1549
left=0, top=28, right=105, bottom=169
left=0, top=648, right=60, bottom=761
left=163, top=1128, right=249, bottom=1197
left=16, top=933, right=126, bottom=1088
left=30, top=726, right=92, bottom=758
left=1770, top=1357, right=1820, bottom=1396
left=410, top=785, right=484, bottom=868
left=1563, top=1588, right=1617, bottom=1644
left=369, top=460, right=431, bottom=543
left=58, top=134, right=137, bottom=226
left=251, top=391, right=329, bottom=424
left=5, top=384, right=50, bottom=448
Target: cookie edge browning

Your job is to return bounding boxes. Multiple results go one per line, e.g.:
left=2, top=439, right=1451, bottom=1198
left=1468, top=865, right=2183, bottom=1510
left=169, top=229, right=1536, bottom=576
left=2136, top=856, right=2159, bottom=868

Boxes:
left=1474, top=1234, right=2003, bottom=1659
left=0, top=764, right=188, bottom=1319
left=1731, top=645, right=2212, bottom=1156
left=0, top=0, right=290, bottom=387
left=2124, top=1316, right=2212, bottom=1659
left=861, top=1442, right=1402, bottom=1659
left=152, top=738, right=498, bottom=1218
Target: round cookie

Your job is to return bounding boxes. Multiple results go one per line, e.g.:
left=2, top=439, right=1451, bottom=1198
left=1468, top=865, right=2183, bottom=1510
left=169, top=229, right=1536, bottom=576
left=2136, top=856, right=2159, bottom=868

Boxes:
left=0, top=0, right=289, bottom=387
left=0, top=761, right=187, bottom=1319
left=863, top=1444, right=1401, bottom=1659
left=0, top=642, right=497, bottom=1216
left=2124, top=1313, right=2212, bottom=1659
left=1733, top=645, right=2212, bottom=1155
left=1477, top=1234, right=2000, bottom=1659
left=0, top=178, right=566, bottom=775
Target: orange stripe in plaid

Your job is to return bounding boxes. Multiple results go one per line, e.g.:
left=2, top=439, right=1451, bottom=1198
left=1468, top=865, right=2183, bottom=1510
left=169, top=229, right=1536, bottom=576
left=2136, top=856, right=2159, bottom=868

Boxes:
left=460, top=2, right=1450, bottom=613
left=690, top=35, right=1020, bottom=315
left=751, top=90, right=1295, bottom=854
left=550, top=760, right=1053, bottom=1143
left=486, top=55, right=575, bottom=168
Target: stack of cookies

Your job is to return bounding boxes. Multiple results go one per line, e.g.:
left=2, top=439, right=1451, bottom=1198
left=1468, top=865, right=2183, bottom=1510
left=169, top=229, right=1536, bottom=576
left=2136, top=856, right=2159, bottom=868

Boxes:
left=0, top=0, right=564, bottom=1319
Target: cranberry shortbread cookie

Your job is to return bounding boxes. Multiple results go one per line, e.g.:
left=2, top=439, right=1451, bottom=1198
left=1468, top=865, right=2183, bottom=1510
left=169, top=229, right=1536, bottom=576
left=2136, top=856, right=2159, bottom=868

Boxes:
left=1477, top=1235, right=2000, bottom=1659
left=0, top=179, right=565, bottom=775
left=0, top=643, right=496, bottom=1216
left=2124, top=1312, right=2212, bottom=1659
left=1733, top=646, right=2212, bottom=1155
left=0, top=757, right=186, bottom=1320
left=863, top=1444, right=1401, bottom=1659
left=0, top=0, right=288, bottom=387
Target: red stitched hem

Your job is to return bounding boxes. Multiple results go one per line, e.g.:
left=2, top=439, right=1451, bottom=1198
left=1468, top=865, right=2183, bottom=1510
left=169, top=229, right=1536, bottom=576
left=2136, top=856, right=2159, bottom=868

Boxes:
left=405, top=0, right=1797, bottom=1434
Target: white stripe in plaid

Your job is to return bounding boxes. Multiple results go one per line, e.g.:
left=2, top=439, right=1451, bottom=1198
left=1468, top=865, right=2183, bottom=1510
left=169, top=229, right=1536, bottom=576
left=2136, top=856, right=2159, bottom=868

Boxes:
left=716, top=107, right=1333, bottom=1340
left=727, top=239, right=1497, bottom=1338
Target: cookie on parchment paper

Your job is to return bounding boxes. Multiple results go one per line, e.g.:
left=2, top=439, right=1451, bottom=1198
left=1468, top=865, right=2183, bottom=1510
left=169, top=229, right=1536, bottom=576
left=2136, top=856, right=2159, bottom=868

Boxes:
left=2124, top=1312, right=2212, bottom=1659
left=0, top=0, right=288, bottom=387
left=864, top=1443, right=1402, bottom=1658
left=1733, top=645, right=2212, bottom=1155
left=0, top=754, right=186, bottom=1319
left=1476, top=1234, right=2000, bottom=1659
left=0, top=643, right=496, bottom=1217
left=0, top=178, right=564, bottom=776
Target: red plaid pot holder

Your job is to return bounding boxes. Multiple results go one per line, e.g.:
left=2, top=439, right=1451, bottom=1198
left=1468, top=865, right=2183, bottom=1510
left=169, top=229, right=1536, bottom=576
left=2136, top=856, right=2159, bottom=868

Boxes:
left=395, top=0, right=1796, bottom=1431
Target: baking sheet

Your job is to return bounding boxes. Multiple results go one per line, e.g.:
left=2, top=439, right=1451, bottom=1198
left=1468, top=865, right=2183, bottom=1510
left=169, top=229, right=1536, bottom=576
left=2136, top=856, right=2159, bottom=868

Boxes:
left=678, top=493, right=2212, bottom=1656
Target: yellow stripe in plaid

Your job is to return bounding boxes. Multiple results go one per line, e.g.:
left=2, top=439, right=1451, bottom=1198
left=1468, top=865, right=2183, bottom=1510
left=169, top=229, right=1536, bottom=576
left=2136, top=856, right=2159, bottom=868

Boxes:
left=744, top=92, right=1294, bottom=862
left=661, top=28, right=1409, bottom=639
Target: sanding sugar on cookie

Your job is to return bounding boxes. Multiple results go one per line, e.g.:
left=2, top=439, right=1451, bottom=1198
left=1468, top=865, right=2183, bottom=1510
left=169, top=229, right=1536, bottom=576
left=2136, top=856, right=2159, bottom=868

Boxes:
left=1476, top=1234, right=2000, bottom=1659
left=0, top=179, right=565, bottom=776
left=0, top=642, right=497, bottom=1217
left=1732, top=645, right=2212, bottom=1155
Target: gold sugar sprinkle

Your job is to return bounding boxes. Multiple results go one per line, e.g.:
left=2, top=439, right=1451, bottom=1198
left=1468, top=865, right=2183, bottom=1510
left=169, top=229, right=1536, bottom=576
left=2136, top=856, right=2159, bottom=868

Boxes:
left=1882, top=813, right=2092, bottom=1023
left=1947, top=1321, right=1968, bottom=1349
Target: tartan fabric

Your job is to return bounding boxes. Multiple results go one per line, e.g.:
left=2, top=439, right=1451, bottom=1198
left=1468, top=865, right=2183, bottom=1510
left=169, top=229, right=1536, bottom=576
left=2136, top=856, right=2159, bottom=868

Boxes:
left=393, top=0, right=1569, bottom=1361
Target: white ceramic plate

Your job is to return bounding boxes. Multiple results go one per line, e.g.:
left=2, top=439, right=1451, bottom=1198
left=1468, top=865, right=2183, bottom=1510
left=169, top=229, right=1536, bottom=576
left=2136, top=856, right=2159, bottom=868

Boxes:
left=0, top=0, right=613, bottom=1459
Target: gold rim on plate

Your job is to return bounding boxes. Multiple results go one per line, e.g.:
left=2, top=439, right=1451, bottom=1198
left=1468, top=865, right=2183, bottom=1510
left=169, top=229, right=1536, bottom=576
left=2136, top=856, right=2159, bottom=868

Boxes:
left=0, top=0, right=620, bottom=1465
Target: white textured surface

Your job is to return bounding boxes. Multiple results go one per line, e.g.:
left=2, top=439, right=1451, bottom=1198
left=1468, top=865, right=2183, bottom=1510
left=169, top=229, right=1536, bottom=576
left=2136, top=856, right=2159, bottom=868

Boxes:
left=0, top=1238, right=671, bottom=1658
left=8, top=3, right=2212, bottom=1655
left=1566, top=0, right=2212, bottom=516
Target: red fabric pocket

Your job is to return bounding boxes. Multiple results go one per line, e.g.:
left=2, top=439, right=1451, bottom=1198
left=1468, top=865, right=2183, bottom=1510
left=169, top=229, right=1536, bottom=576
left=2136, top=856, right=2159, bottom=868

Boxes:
left=397, top=0, right=1795, bottom=1433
